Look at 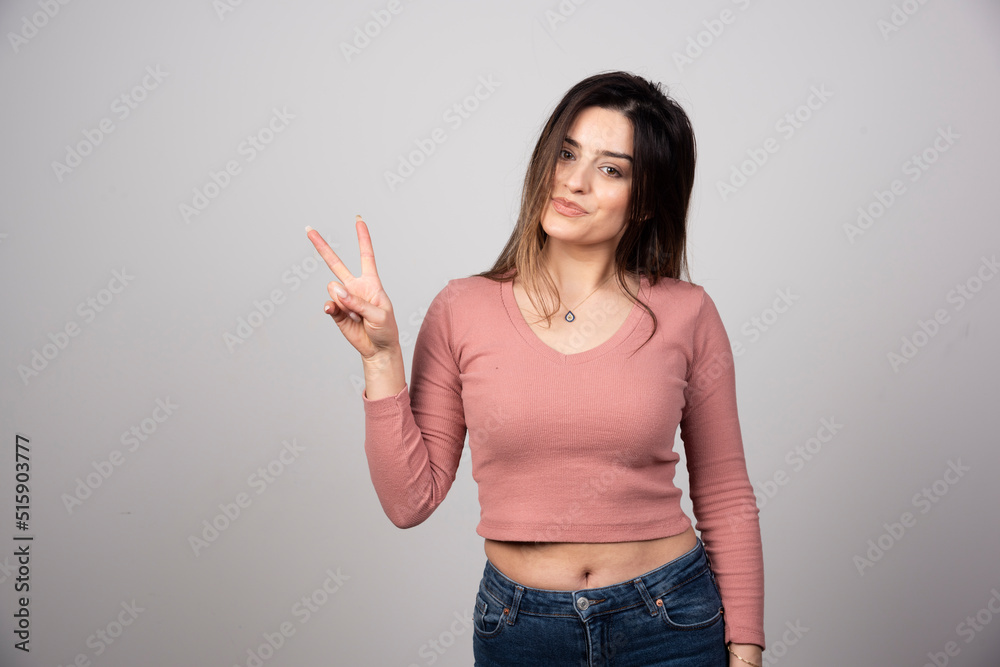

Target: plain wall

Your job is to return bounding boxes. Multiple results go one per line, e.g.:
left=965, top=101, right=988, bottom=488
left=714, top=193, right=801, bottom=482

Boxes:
left=1, top=1, right=999, bottom=665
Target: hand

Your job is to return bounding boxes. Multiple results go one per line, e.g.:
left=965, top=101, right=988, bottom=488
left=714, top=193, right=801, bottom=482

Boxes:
left=305, top=216, right=401, bottom=361
left=727, top=642, right=763, bottom=667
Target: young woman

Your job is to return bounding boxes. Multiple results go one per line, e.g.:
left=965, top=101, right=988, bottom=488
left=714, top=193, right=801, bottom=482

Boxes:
left=306, top=71, right=765, bottom=666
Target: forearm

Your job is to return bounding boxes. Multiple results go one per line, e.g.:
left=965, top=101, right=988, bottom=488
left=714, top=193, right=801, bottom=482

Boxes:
left=697, top=489, right=765, bottom=647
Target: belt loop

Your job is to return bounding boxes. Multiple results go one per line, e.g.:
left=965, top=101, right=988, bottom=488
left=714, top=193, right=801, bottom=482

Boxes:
left=506, top=585, right=524, bottom=625
left=632, top=577, right=659, bottom=616
left=696, top=537, right=713, bottom=572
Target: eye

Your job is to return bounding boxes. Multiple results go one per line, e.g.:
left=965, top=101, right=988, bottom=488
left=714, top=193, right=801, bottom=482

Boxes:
left=559, top=148, right=574, bottom=160
left=602, top=165, right=624, bottom=178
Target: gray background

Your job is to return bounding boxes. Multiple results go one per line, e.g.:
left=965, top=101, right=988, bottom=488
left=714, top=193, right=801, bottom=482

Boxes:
left=2, top=1, right=999, bottom=665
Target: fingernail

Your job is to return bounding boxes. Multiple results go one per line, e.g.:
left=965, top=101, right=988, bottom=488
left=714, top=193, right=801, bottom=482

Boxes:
left=348, top=312, right=361, bottom=322
left=305, top=225, right=314, bottom=232
left=355, top=214, right=363, bottom=221
left=324, top=304, right=332, bottom=313
left=332, top=284, right=348, bottom=299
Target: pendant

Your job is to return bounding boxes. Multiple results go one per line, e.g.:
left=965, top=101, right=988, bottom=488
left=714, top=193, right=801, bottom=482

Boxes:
left=565, top=311, right=575, bottom=322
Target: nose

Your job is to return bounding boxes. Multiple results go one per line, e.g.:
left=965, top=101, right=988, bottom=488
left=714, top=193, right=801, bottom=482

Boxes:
left=557, top=158, right=589, bottom=194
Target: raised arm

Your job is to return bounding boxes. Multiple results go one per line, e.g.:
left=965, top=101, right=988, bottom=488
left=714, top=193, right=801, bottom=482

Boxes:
left=306, top=218, right=466, bottom=527
left=360, top=283, right=467, bottom=527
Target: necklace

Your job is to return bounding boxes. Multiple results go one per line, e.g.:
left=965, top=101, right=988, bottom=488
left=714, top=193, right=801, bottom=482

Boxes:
left=562, top=274, right=614, bottom=323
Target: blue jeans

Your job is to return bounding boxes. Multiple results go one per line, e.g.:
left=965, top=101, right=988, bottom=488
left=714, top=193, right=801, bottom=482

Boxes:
left=472, top=537, right=727, bottom=666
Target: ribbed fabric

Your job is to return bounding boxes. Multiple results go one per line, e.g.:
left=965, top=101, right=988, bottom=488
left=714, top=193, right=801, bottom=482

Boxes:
left=362, top=274, right=765, bottom=648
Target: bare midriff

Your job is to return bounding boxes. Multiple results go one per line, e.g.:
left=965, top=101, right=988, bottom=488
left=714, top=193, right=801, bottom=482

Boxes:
left=483, top=526, right=698, bottom=590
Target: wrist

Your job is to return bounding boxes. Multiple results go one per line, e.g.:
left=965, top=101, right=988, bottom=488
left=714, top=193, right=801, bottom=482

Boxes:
left=362, top=345, right=402, bottom=369
left=727, top=642, right=763, bottom=667
left=361, top=347, right=406, bottom=401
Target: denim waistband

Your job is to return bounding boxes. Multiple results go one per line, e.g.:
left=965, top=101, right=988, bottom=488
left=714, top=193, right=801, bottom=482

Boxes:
left=479, top=537, right=711, bottom=623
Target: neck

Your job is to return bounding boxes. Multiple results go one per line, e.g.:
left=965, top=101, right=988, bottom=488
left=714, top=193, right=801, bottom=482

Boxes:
left=539, top=240, right=620, bottom=297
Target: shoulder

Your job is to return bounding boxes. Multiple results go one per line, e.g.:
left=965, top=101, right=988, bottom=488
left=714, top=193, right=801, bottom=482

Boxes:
left=422, top=275, right=506, bottom=326
left=418, top=276, right=507, bottom=348
left=643, top=275, right=708, bottom=315
left=437, top=274, right=506, bottom=304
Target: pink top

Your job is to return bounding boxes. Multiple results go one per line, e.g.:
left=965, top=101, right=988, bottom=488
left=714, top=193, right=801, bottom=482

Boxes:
left=361, top=273, right=765, bottom=647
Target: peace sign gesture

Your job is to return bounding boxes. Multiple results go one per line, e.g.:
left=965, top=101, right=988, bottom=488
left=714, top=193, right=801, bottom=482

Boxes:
left=306, top=216, right=401, bottom=361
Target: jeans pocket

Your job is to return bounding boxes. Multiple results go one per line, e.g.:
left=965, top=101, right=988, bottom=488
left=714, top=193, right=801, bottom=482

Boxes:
left=473, top=591, right=508, bottom=638
left=655, top=568, right=724, bottom=631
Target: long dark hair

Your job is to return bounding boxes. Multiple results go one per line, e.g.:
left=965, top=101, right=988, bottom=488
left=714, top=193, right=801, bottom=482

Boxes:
left=475, top=70, right=698, bottom=346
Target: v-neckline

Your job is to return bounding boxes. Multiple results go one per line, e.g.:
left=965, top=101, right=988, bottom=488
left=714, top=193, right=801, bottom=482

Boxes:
left=501, top=274, right=647, bottom=365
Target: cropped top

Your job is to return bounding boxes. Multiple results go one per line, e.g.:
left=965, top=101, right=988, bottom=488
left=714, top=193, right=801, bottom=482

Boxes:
left=361, top=273, right=765, bottom=647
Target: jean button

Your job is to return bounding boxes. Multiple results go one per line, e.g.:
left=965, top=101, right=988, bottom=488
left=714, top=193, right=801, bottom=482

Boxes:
left=576, top=597, right=589, bottom=610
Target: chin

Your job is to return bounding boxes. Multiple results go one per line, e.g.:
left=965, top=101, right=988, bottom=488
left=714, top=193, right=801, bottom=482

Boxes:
left=541, top=210, right=578, bottom=233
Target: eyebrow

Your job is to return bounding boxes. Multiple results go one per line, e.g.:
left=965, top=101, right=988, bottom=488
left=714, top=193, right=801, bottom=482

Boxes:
left=563, top=136, right=633, bottom=162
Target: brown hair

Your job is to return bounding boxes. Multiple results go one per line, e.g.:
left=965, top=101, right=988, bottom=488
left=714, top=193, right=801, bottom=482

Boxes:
left=475, top=70, right=698, bottom=348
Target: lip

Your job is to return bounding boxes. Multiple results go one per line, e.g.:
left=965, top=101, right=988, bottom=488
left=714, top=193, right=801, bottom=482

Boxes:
left=551, top=197, right=588, bottom=217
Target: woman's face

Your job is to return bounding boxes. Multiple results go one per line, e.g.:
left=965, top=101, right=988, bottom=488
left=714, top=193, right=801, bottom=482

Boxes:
left=540, top=105, right=634, bottom=252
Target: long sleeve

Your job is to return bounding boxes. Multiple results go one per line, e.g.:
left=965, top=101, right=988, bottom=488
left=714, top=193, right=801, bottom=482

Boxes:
left=361, top=282, right=468, bottom=528
left=679, top=288, right=765, bottom=649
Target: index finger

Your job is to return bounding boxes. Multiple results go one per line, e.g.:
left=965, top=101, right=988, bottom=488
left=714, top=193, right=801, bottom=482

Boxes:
left=305, top=225, right=355, bottom=284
